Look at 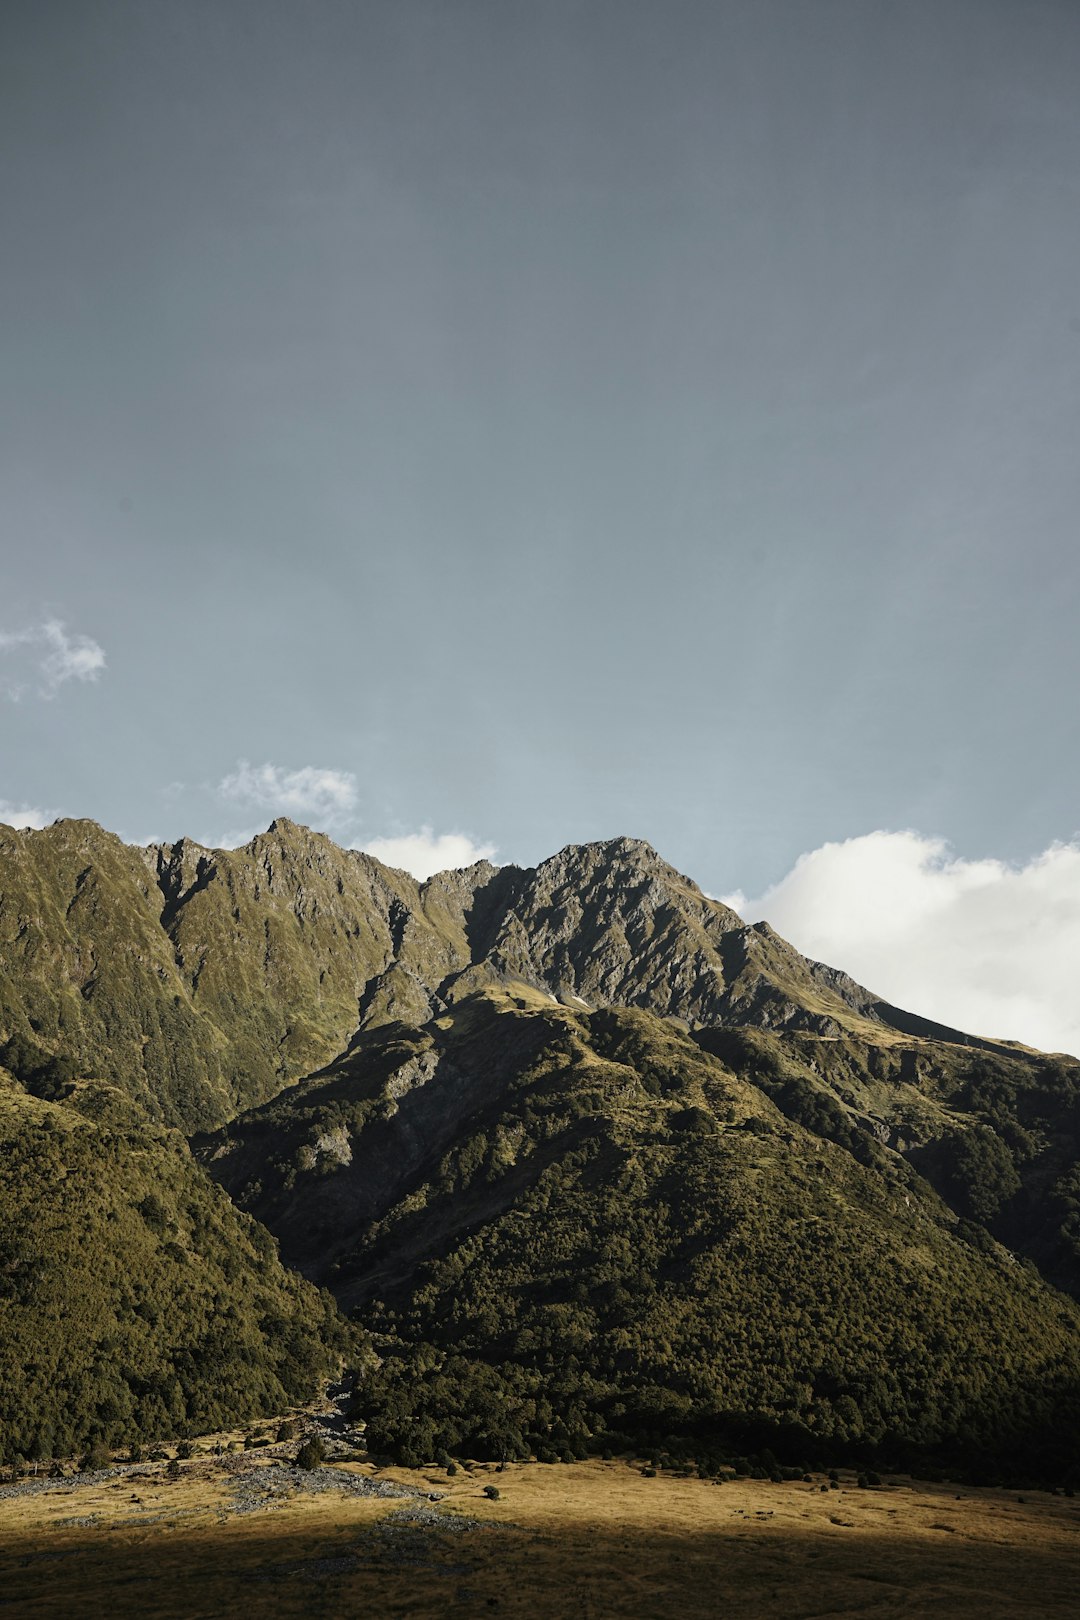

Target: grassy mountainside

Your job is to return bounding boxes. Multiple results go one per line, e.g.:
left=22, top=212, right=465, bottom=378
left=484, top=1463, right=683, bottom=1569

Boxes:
left=199, top=989, right=1080, bottom=1480
left=151, top=822, right=489, bottom=1100
left=696, top=1023, right=1080, bottom=1300
left=0, top=819, right=236, bottom=1129
left=0, top=818, right=483, bottom=1131
left=0, top=1071, right=349, bottom=1465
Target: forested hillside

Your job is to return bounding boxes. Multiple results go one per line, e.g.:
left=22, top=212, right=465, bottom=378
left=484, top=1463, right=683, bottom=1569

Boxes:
left=0, top=1071, right=349, bottom=1463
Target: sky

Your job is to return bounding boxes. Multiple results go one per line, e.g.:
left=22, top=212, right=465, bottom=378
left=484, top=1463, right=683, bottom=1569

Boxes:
left=2, top=1, right=1079, bottom=1051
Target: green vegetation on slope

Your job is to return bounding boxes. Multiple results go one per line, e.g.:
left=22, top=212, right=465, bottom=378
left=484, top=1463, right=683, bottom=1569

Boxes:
left=698, top=1024, right=1080, bottom=1300
left=0, top=818, right=487, bottom=1131
left=0, top=1073, right=351, bottom=1466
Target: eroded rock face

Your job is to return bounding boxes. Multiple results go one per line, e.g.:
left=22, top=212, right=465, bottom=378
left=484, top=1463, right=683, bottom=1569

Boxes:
left=456, top=838, right=893, bottom=1038
left=309, top=1125, right=353, bottom=1168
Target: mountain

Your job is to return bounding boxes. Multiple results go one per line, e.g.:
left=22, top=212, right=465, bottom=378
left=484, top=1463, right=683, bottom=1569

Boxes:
left=0, top=818, right=1011, bottom=1135
left=2, top=816, right=1079, bottom=1480
left=0, top=817, right=484, bottom=1131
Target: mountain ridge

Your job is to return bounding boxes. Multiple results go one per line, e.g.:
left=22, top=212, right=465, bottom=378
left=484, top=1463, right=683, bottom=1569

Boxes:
left=1, top=816, right=1028, bottom=1136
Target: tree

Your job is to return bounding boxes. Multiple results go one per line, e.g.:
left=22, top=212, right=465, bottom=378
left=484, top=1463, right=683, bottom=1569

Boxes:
left=296, top=1436, right=325, bottom=1470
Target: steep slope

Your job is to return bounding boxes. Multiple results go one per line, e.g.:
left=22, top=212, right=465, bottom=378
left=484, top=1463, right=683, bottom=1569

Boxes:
left=460, top=838, right=897, bottom=1035
left=0, top=1070, right=349, bottom=1464
left=198, top=989, right=1080, bottom=1480
left=0, top=818, right=235, bottom=1129
left=0, top=818, right=485, bottom=1130
left=696, top=1024, right=1080, bottom=1300
left=467, top=838, right=1040, bottom=1055
left=5, top=817, right=1076, bottom=1297
left=149, top=819, right=482, bottom=1106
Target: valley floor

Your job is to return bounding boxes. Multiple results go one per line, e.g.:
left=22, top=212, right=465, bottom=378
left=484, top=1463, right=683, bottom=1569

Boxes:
left=1, top=1454, right=1077, bottom=1618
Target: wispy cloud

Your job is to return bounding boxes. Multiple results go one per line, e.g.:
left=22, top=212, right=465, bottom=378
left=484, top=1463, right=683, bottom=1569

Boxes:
left=210, top=764, right=496, bottom=874
left=726, top=830, right=1080, bottom=1058
left=217, top=760, right=359, bottom=826
left=0, top=618, right=106, bottom=699
left=0, top=799, right=53, bottom=830
left=359, top=827, right=497, bottom=880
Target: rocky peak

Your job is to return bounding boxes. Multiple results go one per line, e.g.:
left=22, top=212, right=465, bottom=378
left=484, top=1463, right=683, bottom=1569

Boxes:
left=266, top=816, right=304, bottom=837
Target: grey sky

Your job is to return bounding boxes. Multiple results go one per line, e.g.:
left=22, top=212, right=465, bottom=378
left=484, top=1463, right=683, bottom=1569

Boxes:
left=2, top=0, right=1079, bottom=899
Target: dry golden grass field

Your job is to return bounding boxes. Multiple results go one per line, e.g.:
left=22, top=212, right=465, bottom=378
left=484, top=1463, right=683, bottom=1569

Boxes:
left=1, top=1454, right=1078, bottom=1619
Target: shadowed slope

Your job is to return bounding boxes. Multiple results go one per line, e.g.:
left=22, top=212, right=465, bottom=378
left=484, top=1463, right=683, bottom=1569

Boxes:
left=199, top=989, right=1080, bottom=1478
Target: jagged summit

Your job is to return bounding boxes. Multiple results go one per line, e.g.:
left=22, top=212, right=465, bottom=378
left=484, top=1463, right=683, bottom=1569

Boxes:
left=265, top=816, right=304, bottom=835
left=0, top=815, right=1007, bottom=1133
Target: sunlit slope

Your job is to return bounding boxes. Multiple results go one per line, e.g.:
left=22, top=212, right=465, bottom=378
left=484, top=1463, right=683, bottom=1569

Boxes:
left=0, top=818, right=487, bottom=1129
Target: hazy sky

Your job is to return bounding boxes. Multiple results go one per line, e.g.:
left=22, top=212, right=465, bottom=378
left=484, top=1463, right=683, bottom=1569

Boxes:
left=2, top=3, right=1079, bottom=1045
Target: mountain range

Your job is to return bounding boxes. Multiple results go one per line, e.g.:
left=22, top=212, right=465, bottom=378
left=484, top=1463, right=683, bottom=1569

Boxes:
left=1, top=817, right=1078, bottom=1482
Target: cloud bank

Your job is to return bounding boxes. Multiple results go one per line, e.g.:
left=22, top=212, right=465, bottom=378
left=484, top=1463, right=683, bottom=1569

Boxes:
left=358, top=828, right=498, bottom=881
left=725, top=831, right=1080, bottom=1058
left=0, top=800, right=52, bottom=831
left=0, top=618, right=106, bottom=699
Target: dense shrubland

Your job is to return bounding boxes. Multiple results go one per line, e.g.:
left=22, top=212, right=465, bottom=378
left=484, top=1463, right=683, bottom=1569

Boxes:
left=233, top=1000, right=1080, bottom=1484
left=0, top=1078, right=350, bottom=1465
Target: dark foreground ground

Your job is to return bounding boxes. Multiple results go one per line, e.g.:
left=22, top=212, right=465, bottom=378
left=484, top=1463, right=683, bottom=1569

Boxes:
left=2, top=1452, right=1078, bottom=1618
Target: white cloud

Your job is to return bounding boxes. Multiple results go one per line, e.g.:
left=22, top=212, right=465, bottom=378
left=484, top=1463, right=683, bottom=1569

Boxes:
left=217, top=761, right=358, bottom=825
left=39, top=619, right=106, bottom=688
left=726, top=831, right=1080, bottom=1059
left=0, top=618, right=106, bottom=697
left=207, top=773, right=495, bottom=873
left=359, top=827, right=497, bottom=881
left=0, top=799, right=53, bottom=830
